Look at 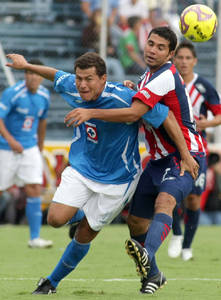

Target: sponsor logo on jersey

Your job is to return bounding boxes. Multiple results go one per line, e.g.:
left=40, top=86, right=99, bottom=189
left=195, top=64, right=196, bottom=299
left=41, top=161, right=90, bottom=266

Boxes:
left=140, top=89, right=150, bottom=99
left=85, top=122, right=98, bottom=143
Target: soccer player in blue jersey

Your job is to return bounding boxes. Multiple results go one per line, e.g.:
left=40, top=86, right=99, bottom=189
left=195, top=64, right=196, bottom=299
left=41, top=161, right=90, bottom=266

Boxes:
left=167, top=40, right=221, bottom=261
left=63, top=28, right=204, bottom=295
left=0, top=59, right=53, bottom=248
left=6, top=51, right=198, bottom=295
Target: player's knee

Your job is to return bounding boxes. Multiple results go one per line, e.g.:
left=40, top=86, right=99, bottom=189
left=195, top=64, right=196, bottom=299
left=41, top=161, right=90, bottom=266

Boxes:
left=186, top=194, right=200, bottom=210
left=47, top=213, right=64, bottom=228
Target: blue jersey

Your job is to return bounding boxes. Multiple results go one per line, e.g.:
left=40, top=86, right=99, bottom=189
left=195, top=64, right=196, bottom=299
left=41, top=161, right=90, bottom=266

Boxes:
left=54, top=71, right=168, bottom=184
left=0, top=80, right=50, bottom=150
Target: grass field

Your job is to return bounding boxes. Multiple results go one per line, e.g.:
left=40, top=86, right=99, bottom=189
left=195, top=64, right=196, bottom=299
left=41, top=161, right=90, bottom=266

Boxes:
left=0, top=224, right=221, bottom=300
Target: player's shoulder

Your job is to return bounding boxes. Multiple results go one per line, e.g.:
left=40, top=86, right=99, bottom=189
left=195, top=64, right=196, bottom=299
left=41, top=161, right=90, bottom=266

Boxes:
left=2, top=80, right=26, bottom=98
left=195, top=74, right=216, bottom=94
left=105, top=81, right=136, bottom=96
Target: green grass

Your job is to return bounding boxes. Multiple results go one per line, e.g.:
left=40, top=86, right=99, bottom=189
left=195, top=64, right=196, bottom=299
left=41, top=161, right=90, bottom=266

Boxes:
left=0, top=224, right=221, bottom=300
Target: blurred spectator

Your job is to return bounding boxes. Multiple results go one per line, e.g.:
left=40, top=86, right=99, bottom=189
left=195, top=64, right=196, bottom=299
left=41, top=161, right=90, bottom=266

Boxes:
left=82, top=9, right=116, bottom=57
left=81, top=0, right=119, bottom=26
left=118, top=16, right=146, bottom=75
left=118, top=0, right=149, bottom=30
left=200, top=152, right=221, bottom=225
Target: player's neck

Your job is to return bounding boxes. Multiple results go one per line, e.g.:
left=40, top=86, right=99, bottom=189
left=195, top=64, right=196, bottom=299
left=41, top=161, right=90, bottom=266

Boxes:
left=183, top=72, right=194, bottom=85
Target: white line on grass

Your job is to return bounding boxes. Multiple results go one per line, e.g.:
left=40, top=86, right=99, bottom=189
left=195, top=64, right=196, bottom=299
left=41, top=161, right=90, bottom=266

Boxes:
left=1, top=278, right=221, bottom=282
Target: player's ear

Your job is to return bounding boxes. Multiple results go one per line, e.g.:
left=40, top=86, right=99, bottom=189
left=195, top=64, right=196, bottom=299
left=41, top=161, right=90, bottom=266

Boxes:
left=168, top=50, right=175, bottom=60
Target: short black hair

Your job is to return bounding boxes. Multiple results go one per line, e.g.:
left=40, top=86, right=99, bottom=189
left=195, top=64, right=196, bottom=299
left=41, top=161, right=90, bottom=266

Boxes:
left=127, top=16, right=141, bottom=29
left=208, top=152, right=220, bottom=167
left=148, top=26, right=177, bottom=52
left=74, top=52, right=106, bottom=77
left=175, top=40, right=197, bottom=58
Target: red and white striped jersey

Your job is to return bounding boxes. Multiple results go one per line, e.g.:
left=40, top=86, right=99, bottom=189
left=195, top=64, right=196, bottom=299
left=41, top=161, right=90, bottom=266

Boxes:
left=186, top=73, right=221, bottom=152
left=134, top=62, right=205, bottom=160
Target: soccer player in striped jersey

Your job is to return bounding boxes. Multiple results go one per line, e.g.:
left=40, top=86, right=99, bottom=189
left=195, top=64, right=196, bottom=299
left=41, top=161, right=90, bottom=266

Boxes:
left=6, top=51, right=193, bottom=295
left=0, top=59, right=53, bottom=248
left=63, top=27, right=204, bottom=294
left=168, top=40, right=221, bottom=261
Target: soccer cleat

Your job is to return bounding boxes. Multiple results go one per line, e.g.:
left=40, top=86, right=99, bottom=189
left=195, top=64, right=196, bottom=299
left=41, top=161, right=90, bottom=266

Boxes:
left=168, top=235, right=183, bottom=258
left=140, top=271, right=167, bottom=294
left=28, top=237, right=53, bottom=248
left=125, top=239, right=150, bottom=278
left=69, top=221, right=80, bottom=239
left=32, top=278, right=56, bottom=295
left=181, top=248, right=193, bottom=261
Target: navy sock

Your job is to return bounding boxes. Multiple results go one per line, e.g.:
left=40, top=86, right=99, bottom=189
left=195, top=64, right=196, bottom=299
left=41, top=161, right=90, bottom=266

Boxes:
left=68, top=209, right=85, bottom=225
left=131, top=233, right=159, bottom=277
left=172, top=205, right=182, bottom=236
left=25, top=197, right=42, bottom=240
left=147, top=256, right=159, bottom=279
left=48, top=239, right=90, bottom=287
left=144, top=213, right=172, bottom=261
left=131, top=233, right=147, bottom=247
left=183, top=209, right=200, bottom=248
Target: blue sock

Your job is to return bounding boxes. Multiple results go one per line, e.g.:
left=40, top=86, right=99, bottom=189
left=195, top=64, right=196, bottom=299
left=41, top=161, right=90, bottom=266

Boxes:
left=25, top=197, right=42, bottom=240
left=48, top=239, right=90, bottom=287
left=68, top=209, right=85, bottom=225
left=144, top=213, right=172, bottom=261
left=172, top=205, right=182, bottom=236
left=183, top=209, right=200, bottom=248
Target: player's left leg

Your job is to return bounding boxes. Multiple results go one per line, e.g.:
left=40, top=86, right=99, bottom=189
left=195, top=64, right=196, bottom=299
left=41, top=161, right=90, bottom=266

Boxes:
left=182, top=193, right=201, bottom=261
left=25, top=183, right=53, bottom=248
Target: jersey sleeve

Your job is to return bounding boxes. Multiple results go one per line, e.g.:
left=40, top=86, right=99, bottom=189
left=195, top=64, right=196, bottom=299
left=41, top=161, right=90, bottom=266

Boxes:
left=142, top=103, right=169, bottom=128
left=202, top=80, right=221, bottom=115
left=54, top=70, right=76, bottom=93
left=133, top=69, right=175, bottom=108
left=0, top=87, right=15, bottom=118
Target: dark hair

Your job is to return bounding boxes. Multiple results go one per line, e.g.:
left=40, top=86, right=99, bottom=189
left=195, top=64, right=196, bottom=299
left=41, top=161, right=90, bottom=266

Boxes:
left=208, top=152, right=220, bottom=167
left=148, top=26, right=177, bottom=52
left=175, top=40, right=197, bottom=58
left=74, top=52, right=106, bottom=77
left=128, top=16, right=141, bottom=29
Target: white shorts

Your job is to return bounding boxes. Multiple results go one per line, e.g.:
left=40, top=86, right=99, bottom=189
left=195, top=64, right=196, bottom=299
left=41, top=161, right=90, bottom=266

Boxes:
left=53, top=166, right=141, bottom=231
left=0, top=146, right=43, bottom=190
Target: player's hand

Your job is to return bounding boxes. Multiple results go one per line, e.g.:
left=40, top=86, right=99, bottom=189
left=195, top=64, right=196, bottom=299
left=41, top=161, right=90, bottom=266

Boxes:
left=179, top=154, right=199, bottom=180
left=6, top=53, right=28, bottom=70
left=9, top=140, right=24, bottom=153
left=64, top=108, right=92, bottom=127
left=123, top=80, right=135, bottom=90
left=196, top=114, right=207, bottom=131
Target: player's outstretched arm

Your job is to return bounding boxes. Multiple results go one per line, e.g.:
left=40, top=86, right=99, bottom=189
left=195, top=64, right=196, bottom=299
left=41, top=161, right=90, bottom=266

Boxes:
left=6, top=54, right=58, bottom=81
left=163, top=111, right=199, bottom=180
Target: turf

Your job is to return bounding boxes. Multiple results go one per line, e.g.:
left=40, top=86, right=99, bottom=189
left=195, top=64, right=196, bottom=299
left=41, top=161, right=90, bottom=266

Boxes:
left=0, top=224, right=221, bottom=300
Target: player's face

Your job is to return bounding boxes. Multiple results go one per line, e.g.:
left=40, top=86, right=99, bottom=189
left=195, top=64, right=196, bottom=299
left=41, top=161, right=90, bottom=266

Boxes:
left=75, top=67, right=106, bottom=101
left=174, top=48, right=197, bottom=77
left=144, top=33, right=174, bottom=72
left=25, top=71, right=43, bottom=93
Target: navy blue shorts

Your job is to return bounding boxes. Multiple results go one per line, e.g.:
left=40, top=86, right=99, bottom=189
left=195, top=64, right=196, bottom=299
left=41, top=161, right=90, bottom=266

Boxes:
left=129, top=152, right=206, bottom=219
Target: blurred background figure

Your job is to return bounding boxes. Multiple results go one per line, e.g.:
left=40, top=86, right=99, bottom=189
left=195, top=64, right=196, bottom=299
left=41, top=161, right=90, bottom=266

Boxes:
left=0, top=59, right=53, bottom=249
left=82, top=9, right=116, bottom=57
left=200, top=152, right=221, bottom=225
left=118, top=16, right=146, bottom=75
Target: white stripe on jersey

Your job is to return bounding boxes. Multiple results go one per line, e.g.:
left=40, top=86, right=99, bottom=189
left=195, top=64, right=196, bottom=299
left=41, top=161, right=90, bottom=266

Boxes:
left=121, top=137, right=130, bottom=172
left=38, top=89, right=50, bottom=101
left=143, top=69, right=175, bottom=95
left=11, top=87, right=27, bottom=103
left=102, top=92, right=130, bottom=106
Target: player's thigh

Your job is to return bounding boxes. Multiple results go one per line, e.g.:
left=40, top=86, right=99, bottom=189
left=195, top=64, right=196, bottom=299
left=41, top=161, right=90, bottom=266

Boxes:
left=47, top=201, right=78, bottom=226
left=52, top=166, right=93, bottom=208
left=0, top=150, right=18, bottom=190
left=84, top=175, right=140, bottom=231
left=129, top=166, right=157, bottom=219
left=17, top=146, right=43, bottom=185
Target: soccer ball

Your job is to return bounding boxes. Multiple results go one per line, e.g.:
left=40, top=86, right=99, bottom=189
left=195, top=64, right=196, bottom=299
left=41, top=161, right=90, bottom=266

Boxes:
left=179, top=4, right=218, bottom=42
